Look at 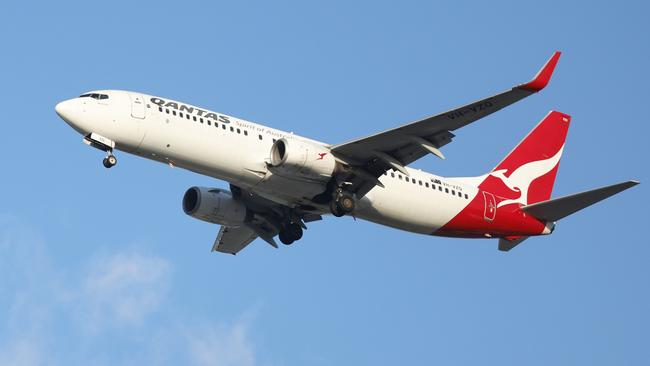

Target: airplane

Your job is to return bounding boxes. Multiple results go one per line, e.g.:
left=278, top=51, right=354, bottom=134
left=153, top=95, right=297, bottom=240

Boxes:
left=54, top=51, right=639, bottom=254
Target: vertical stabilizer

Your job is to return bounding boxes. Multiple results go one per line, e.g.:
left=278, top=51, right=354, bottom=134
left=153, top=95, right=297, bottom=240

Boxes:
left=479, top=111, right=571, bottom=208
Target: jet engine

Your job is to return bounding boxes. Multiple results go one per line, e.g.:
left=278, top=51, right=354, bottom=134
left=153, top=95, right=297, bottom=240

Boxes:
left=268, top=138, right=337, bottom=181
left=182, top=187, right=248, bottom=226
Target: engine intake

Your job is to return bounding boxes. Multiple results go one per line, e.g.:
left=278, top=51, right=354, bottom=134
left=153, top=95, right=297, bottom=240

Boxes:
left=269, top=138, right=336, bottom=181
left=182, top=187, right=247, bottom=226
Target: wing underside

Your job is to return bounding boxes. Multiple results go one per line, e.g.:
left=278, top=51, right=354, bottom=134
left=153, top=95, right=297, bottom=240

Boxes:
left=212, top=225, right=258, bottom=254
left=210, top=185, right=322, bottom=255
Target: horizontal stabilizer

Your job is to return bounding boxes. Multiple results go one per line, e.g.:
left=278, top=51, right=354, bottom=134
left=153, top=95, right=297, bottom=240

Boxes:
left=522, top=180, right=639, bottom=222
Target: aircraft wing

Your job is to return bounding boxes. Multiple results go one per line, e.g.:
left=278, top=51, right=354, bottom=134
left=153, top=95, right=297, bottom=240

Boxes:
left=211, top=184, right=322, bottom=254
left=212, top=225, right=258, bottom=254
left=330, top=51, right=561, bottom=197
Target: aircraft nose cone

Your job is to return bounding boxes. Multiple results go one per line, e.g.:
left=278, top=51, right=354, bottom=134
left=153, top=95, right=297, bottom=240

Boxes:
left=55, top=99, right=73, bottom=121
left=55, top=98, right=88, bottom=134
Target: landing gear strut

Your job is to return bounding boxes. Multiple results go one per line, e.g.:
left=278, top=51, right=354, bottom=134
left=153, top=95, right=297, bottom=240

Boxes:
left=329, top=189, right=355, bottom=217
left=279, top=223, right=303, bottom=245
left=102, top=153, right=117, bottom=169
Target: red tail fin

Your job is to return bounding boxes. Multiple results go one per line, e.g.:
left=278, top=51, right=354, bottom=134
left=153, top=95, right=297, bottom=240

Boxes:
left=479, top=111, right=571, bottom=207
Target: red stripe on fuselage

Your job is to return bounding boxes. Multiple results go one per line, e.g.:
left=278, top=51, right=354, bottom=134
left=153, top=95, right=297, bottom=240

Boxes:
left=434, top=188, right=548, bottom=238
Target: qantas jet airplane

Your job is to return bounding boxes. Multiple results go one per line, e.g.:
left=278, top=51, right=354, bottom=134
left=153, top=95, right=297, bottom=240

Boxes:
left=55, top=51, right=638, bottom=254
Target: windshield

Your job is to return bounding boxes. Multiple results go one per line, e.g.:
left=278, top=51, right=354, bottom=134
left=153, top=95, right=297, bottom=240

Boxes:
left=79, top=93, right=109, bottom=100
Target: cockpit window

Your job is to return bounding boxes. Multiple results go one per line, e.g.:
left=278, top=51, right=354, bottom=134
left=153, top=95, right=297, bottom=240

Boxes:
left=79, top=93, right=109, bottom=100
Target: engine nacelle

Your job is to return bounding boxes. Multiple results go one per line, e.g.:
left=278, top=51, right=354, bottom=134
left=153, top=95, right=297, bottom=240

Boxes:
left=182, top=187, right=247, bottom=226
left=269, top=138, right=336, bottom=181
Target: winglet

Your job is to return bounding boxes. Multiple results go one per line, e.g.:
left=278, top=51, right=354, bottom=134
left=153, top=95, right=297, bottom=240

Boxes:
left=519, top=51, right=561, bottom=92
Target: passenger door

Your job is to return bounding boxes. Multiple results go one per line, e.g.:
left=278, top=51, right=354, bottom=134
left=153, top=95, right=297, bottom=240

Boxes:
left=130, top=93, right=146, bottom=119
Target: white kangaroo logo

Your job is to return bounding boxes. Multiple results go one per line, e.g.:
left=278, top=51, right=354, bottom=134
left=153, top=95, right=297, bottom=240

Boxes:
left=490, top=145, right=564, bottom=208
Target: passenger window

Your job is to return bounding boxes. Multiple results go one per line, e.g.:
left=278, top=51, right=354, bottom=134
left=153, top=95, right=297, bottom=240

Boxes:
left=398, top=175, right=403, bottom=180
left=165, top=109, right=169, bottom=114
left=158, top=107, right=162, bottom=112
left=438, top=186, right=442, bottom=191
left=179, top=112, right=184, bottom=118
left=405, top=177, right=409, bottom=182
left=193, top=116, right=197, bottom=121
left=237, top=128, right=241, bottom=134
left=425, top=183, right=429, bottom=188
left=419, top=180, right=422, bottom=186
left=230, top=127, right=234, bottom=132
left=258, top=135, right=263, bottom=140
left=186, top=114, right=190, bottom=120
left=390, top=172, right=395, bottom=178
left=222, top=124, right=226, bottom=130
left=445, top=188, right=449, bottom=193
left=464, top=194, right=469, bottom=199
left=172, top=111, right=176, bottom=116
left=244, top=130, right=248, bottom=136
left=208, top=121, right=211, bottom=126
left=200, top=118, right=204, bottom=123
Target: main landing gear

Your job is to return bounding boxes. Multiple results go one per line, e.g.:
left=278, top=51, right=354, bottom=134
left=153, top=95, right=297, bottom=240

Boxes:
left=279, top=222, right=303, bottom=245
left=329, top=189, right=355, bottom=217
left=102, top=153, right=117, bottom=169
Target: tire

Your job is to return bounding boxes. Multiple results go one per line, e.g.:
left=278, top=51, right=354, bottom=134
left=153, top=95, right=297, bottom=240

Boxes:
left=338, top=194, right=355, bottom=213
left=330, top=200, right=345, bottom=217
left=288, top=223, right=303, bottom=241
left=107, top=155, right=117, bottom=166
left=103, top=158, right=112, bottom=169
left=279, top=230, right=294, bottom=245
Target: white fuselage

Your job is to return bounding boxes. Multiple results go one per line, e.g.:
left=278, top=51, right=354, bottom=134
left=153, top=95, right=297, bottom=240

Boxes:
left=55, top=90, right=478, bottom=235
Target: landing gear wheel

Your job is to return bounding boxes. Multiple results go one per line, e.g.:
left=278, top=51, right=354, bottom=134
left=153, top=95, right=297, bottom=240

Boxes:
left=330, top=191, right=355, bottom=216
left=103, top=154, right=117, bottom=169
left=288, top=223, right=303, bottom=241
left=107, top=155, right=117, bottom=166
left=330, top=200, right=345, bottom=217
left=279, top=230, right=294, bottom=245
left=338, top=193, right=355, bottom=213
left=279, top=223, right=303, bottom=245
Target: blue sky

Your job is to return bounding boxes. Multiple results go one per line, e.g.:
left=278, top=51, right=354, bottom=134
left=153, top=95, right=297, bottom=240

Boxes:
left=1, top=1, right=648, bottom=365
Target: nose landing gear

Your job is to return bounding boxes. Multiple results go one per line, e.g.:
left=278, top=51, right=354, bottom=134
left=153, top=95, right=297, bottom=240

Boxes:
left=83, top=133, right=118, bottom=169
left=102, top=153, right=117, bottom=169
